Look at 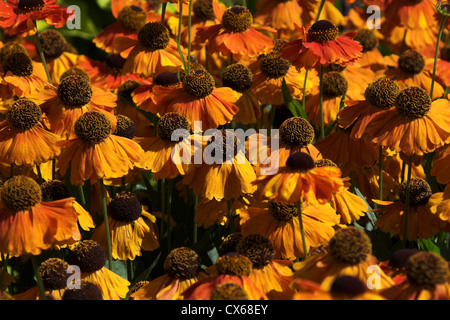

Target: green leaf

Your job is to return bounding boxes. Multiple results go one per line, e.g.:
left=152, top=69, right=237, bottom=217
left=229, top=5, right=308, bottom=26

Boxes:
left=281, top=78, right=308, bottom=120
left=418, top=238, right=441, bottom=254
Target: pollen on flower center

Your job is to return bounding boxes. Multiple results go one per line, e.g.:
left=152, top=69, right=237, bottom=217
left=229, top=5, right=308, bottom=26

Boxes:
left=17, top=0, right=45, bottom=13
left=329, top=227, right=372, bottom=264
left=315, top=159, right=338, bottom=167
left=0, top=42, right=27, bottom=65
left=41, top=180, right=71, bottom=202
left=405, top=252, right=448, bottom=288
left=60, top=67, right=90, bottom=83
left=1, top=176, right=42, bottom=212
left=108, top=191, right=142, bottom=222
left=118, top=80, right=141, bottom=105
left=354, top=29, right=378, bottom=52
left=306, top=20, right=339, bottom=44
left=137, top=22, right=170, bottom=51
left=268, top=201, right=298, bottom=222
left=285, top=152, right=316, bottom=172
left=38, top=30, right=67, bottom=60
left=157, top=112, right=190, bottom=141
left=215, top=253, right=253, bottom=276
left=395, top=86, right=431, bottom=119
left=221, top=6, right=253, bottom=33
left=398, top=50, right=425, bottom=75
left=279, top=117, right=315, bottom=148
left=221, top=63, right=253, bottom=93
left=399, top=178, right=432, bottom=206
left=182, top=69, right=215, bottom=98
left=163, top=247, right=202, bottom=280
left=6, top=99, right=42, bottom=131
left=118, top=5, right=147, bottom=33
left=113, top=115, right=136, bottom=139
left=105, top=54, right=127, bottom=75
left=74, top=111, right=112, bottom=145
left=259, top=52, right=291, bottom=79
left=193, top=0, right=216, bottom=22
left=2, top=52, right=33, bottom=77
left=210, top=283, right=249, bottom=300
left=237, top=234, right=275, bottom=269
left=39, top=258, right=71, bottom=291
left=58, top=75, right=93, bottom=108
left=69, top=240, right=107, bottom=273
left=364, top=78, right=400, bottom=109
left=322, top=72, right=348, bottom=98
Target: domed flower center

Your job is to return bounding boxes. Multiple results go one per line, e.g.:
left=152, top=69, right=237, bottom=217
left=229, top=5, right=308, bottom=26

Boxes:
left=314, top=159, right=338, bottom=167
left=395, top=86, right=431, bottom=119
left=221, top=63, right=253, bottom=93
left=272, top=39, right=288, bottom=53
left=286, top=152, right=316, bottom=172
left=207, top=130, right=240, bottom=161
left=39, top=258, right=71, bottom=291
left=157, top=112, right=190, bottom=141
left=399, top=178, right=432, bottom=206
left=62, top=281, right=103, bottom=300
left=388, top=249, right=418, bottom=270
left=330, top=275, right=367, bottom=297
left=326, top=63, right=347, bottom=73
left=193, top=0, right=216, bottom=22
left=69, top=240, right=107, bottom=273
left=268, top=201, right=297, bottom=222
left=1, top=176, right=42, bottom=212
left=364, top=78, right=400, bottom=109
left=117, top=80, right=141, bottom=105
left=118, top=5, right=147, bottom=32
left=154, top=72, right=180, bottom=87
left=113, top=115, right=136, bottom=139
left=210, top=283, right=249, bottom=300
left=38, top=30, right=67, bottom=60
left=306, top=20, right=339, bottom=44
left=182, top=69, right=215, bottom=98
left=259, top=52, right=291, bottom=79
left=237, top=234, right=275, bottom=269
left=41, top=180, right=71, bottom=202
left=17, top=0, right=45, bottom=13
left=137, top=22, right=170, bottom=51
left=105, top=54, right=126, bottom=75
left=440, top=44, right=450, bottom=62
left=163, top=247, right=202, bottom=280
left=6, top=99, right=42, bottom=131
left=405, top=252, right=448, bottom=287
left=398, top=50, right=425, bottom=74
left=322, top=72, right=348, bottom=98
left=0, top=42, right=27, bottom=65
left=129, top=281, right=150, bottom=296
left=221, top=6, right=253, bottom=32
left=60, top=67, right=90, bottom=82
left=74, top=111, right=112, bottom=145
left=2, top=52, right=33, bottom=77
left=108, top=191, right=142, bottom=222
left=58, top=75, right=93, bottom=108
left=279, top=117, right=315, bottom=148
left=215, top=253, right=253, bottom=276
left=220, top=233, right=243, bottom=255
left=354, top=29, right=378, bottom=52
left=329, top=227, right=372, bottom=264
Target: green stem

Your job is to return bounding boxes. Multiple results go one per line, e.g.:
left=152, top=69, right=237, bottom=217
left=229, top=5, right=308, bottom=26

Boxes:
left=31, top=255, right=46, bottom=300
left=297, top=201, right=308, bottom=260
left=302, top=70, right=309, bottom=111
left=177, top=0, right=188, bottom=72
left=400, top=29, right=408, bottom=54
left=431, top=15, right=448, bottom=99
left=187, top=0, right=193, bottom=74
left=401, top=160, right=406, bottom=183
left=36, top=165, right=43, bottom=184
left=77, top=184, right=86, bottom=209
left=402, top=156, right=413, bottom=247
left=100, top=179, right=113, bottom=269
left=268, top=105, right=276, bottom=137
left=127, top=260, right=134, bottom=282
left=166, top=179, right=173, bottom=252
left=160, top=3, right=167, bottom=24
left=33, top=26, right=52, bottom=85
left=315, top=0, right=326, bottom=22
left=319, top=65, right=325, bottom=140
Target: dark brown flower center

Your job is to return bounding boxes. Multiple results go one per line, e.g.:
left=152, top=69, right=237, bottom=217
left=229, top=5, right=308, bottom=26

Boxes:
left=113, top=115, right=136, bottom=139
left=38, top=30, right=67, bottom=60
left=105, top=54, right=127, bottom=75
left=163, top=247, right=202, bottom=280
left=210, top=283, right=249, bottom=300
left=154, top=72, right=180, bottom=87
left=215, top=253, right=253, bottom=276
left=0, top=42, right=27, bottom=65
left=399, top=178, right=432, bottom=206
left=118, top=5, right=147, bottom=33
left=117, top=80, right=141, bottom=105
left=221, top=6, right=253, bottom=32
left=62, top=281, right=103, bottom=300
left=17, top=0, right=45, bottom=13
left=6, top=99, right=42, bottom=130
left=60, top=67, right=90, bottom=82
left=405, top=252, right=449, bottom=287
left=41, top=180, right=71, bottom=202
left=128, top=281, right=150, bottom=296
left=398, top=50, right=425, bottom=75
left=207, top=130, right=240, bottom=161
left=58, top=75, right=93, bottom=107
left=364, top=78, right=400, bottom=109
left=2, top=52, right=33, bottom=77
left=236, top=234, right=275, bottom=269
left=286, top=152, right=316, bottom=172
left=108, top=191, right=142, bottom=222
left=39, top=258, right=71, bottom=291
left=395, top=86, right=431, bottom=119
left=259, top=52, right=291, bottom=79
left=279, top=117, right=315, bottom=148
left=220, top=233, right=243, bottom=255
left=74, top=111, right=112, bottom=145
left=330, top=275, right=367, bottom=297
left=354, top=29, right=378, bottom=52
left=440, top=44, right=450, bottom=62
left=138, top=22, right=170, bottom=51
left=193, top=0, right=216, bottom=22
left=69, top=240, right=107, bottom=273
left=221, top=63, right=253, bottom=93
left=182, top=69, right=215, bottom=98
left=157, top=112, right=190, bottom=141
left=388, top=249, right=419, bottom=269
left=306, top=20, right=339, bottom=44
left=1, top=176, right=42, bottom=212
left=329, top=227, right=372, bottom=264
left=326, top=63, right=347, bottom=73
left=268, top=201, right=297, bottom=222
left=323, top=72, right=348, bottom=98
left=272, top=39, right=288, bottom=53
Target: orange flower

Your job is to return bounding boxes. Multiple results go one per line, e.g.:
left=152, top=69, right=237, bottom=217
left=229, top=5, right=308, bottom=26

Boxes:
left=280, top=20, right=362, bottom=70
left=195, top=2, right=276, bottom=61
left=352, top=28, right=387, bottom=72
left=0, top=0, right=72, bottom=37
left=431, top=144, right=450, bottom=185
left=254, top=0, right=303, bottom=32
left=0, top=175, right=80, bottom=257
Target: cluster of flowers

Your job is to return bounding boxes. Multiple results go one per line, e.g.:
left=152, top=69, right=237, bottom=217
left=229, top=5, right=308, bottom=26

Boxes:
left=0, top=0, right=449, bottom=301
